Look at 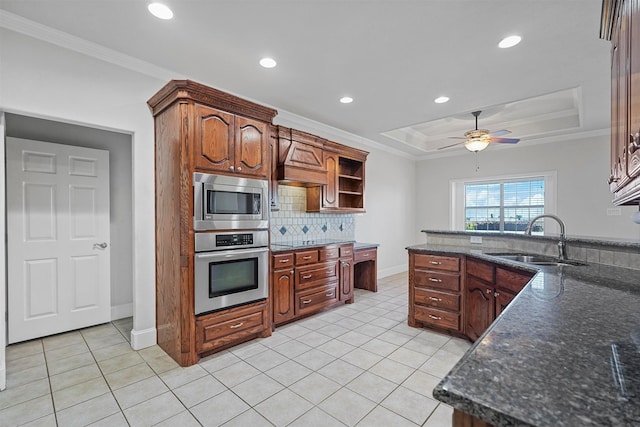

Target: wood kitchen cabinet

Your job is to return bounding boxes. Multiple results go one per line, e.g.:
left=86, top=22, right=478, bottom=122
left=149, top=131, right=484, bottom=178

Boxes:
left=271, top=243, right=354, bottom=327
left=354, top=245, right=378, bottom=292
left=408, top=250, right=534, bottom=343
left=148, top=80, right=277, bottom=366
left=408, top=252, right=464, bottom=334
left=602, top=0, right=640, bottom=205
left=194, top=104, right=269, bottom=178
left=307, top=146, right=367, bottom=213
left=465, top=258, right=534, bottom=341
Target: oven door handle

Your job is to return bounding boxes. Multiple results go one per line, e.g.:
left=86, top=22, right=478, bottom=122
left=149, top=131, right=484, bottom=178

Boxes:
left=195, top=247, right=268, bottom=261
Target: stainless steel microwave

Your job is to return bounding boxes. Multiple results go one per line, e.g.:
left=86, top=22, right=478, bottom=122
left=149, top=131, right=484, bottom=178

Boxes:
left=193, top=173, right=268, bottom=231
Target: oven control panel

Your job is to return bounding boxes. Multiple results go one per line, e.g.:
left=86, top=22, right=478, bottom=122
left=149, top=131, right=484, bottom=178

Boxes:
left=195, top=230, right=268, bottom=252
left=216, top=233, right=253, bottom=247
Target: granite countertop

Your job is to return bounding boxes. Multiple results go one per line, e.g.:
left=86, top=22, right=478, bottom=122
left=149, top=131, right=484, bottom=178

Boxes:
left=354, top=242, right=379, bottom=250
left=407, top=244, right=640, bottom=427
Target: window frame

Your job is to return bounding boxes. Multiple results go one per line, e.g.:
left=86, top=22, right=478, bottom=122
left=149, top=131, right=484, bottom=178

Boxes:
left=450, top=171, right=558, bottom=234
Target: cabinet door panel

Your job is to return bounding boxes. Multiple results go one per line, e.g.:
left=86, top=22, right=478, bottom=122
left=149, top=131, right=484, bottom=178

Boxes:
left=194, top=105, right=234, bottom=172
left=272, top=269, right=295, bottom=325
left=339, top=258, right=354, bottom=302
left=322, top=152, right=339, bottom=208
left=495, top=289, right=516, bottom=318
left=495, top=267, right=533, bottom=294
left=235, top=117, right=268, bottom=178
left=465, top=277, right=495, bottom=342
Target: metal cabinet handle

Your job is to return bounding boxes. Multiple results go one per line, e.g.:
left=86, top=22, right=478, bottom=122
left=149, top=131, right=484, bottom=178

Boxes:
left=302, top=274, right=312, bottom=279
left=290, top=270, right=294, bottom=274
left=428, top=314, right=442, bottom=320
left=494, top=292, right=500, bottom=297
left=428, top=297, right=442, bottom=302
left=93, top=242, right=108, bottom=250
left=302, top=299, right=312, bottom=304
left=325, top=292, right=334, bottom=297
left=279, top=259, right=290, bottom=263
left=237, top=166, right=242, bottom=171
left=430, top=261, right=441, bottom=265
left=428, top=278, right=442, bottom=283
left=229, top=322, right=244, bottom=329
left=486, top=288, right=493, bottom=294
left=229, top=165, right=234, bottom=170
left=303, top=256, right=312, bottom=260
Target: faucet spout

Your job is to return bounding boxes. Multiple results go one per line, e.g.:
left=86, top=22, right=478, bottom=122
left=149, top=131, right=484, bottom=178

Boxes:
left=524, top=214, right=567, bottom=260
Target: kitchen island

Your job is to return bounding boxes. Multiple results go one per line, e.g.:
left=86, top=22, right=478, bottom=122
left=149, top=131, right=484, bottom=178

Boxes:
left=407, top=243, right=640, bottom=427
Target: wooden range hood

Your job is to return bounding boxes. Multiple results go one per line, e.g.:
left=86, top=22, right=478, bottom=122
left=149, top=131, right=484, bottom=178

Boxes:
left=276, top=126, right=328, bottom=186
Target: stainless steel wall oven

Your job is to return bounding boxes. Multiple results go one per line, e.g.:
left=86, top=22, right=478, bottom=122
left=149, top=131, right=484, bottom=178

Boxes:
left=194, top=230, right=268, bottom=315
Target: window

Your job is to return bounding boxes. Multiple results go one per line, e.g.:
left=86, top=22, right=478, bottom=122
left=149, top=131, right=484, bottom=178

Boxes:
left=450, top=172, right=556, bottom=234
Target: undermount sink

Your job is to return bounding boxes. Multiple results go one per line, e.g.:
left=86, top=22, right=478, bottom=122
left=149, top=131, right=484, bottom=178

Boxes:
left=487, top=253, right=588, bottom=267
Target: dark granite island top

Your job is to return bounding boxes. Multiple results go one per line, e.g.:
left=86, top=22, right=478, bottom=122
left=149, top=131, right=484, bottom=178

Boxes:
left=407, top=244, right=640, bottom=427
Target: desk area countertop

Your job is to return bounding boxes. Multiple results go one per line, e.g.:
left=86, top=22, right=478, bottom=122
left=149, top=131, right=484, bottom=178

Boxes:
left=406, top=243, right=640, bottom=427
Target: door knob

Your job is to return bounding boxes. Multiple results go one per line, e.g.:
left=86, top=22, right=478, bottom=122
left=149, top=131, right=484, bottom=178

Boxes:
left=93, top=242, right=108, bottom=250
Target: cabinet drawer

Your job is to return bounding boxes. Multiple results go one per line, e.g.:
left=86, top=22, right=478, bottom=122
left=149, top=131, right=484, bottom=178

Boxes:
left=354, top=248, right=376, bottom=263
left=295, top=250, right=319, bottom=265
left=414, top=270, right=460, bottom=292
left=296, top=283, right=338, bottom=316
left=319, top=246, right=340, bottom=261
left=273, top=253, right=294, bottom=269
left=414, top=254, right=460, bottom=272
left=340, top=245, right=354, bottom=258
left=467, top=258, right=495, bottom=283
left=414, top=305, right=460, bottom=331
left=496, top=267, right=533, bottom=294
left=196, top=302, right=268, bottom=353
left=296, top=262, right=338, bottom=291
left=414, top=288, right=460, bottom=312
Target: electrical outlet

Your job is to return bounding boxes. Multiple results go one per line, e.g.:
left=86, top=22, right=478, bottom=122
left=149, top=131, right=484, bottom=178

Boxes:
left=470, top=236, right=483, bottom=244
left=607, top=208, right=622, bottom=216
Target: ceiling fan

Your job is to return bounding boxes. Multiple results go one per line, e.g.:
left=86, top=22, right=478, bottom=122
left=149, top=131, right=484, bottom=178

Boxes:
left=438, top=110, right=520, bottom=152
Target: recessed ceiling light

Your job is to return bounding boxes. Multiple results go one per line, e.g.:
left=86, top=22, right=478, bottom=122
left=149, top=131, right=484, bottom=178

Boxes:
left=148, top=3, right=173, bottom=20
left=259, top=57, right=277, bottom=68
left=498, top=35, right=521, bottom=49
left=340, top=96, right=353, bottom=104
left=434, top=96, right=450, bottom=104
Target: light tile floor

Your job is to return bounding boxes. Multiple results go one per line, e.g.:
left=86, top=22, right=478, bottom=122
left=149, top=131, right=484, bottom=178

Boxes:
left=0, top=272, right=470, bottom=426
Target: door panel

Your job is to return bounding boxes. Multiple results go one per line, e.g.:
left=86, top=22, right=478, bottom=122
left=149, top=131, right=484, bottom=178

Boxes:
left=7, top=137, right=111, bottom=343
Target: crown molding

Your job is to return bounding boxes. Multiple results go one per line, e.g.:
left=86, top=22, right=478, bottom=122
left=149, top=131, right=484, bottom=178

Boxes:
left=0, top=10, right=181, bottom=81
left=414, top=128, right=610, bottom=161
left=274, top=109, right=414, bottom=159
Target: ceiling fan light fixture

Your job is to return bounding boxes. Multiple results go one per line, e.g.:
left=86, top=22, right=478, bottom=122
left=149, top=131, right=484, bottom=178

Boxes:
left=434, top=96, right=449, bottom=104
left=464, top=138, right=490, bottom=152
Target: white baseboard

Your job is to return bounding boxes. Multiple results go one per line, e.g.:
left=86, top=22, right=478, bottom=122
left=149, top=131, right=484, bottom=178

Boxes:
left=378, top=264, right=408, bottom=279
left=0, top=365, right=5, bottom=391
left=130, top=327, right=157, bottom=350
left=111, top=303, right=133, bottom=321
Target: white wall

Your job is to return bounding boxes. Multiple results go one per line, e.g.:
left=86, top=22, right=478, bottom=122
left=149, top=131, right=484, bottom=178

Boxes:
left=416, top=136, right=640, bottom=241
left=0, top=28, right=163, bottom=349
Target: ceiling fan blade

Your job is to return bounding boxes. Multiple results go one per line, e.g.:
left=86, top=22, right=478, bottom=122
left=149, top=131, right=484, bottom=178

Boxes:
left=489, top=129, right=511, bottom=137
left=438, top=140, right=467, bottom=150
left=489, top=137, right=520, bottom=144
left=447, top=136, right=467, bottom=139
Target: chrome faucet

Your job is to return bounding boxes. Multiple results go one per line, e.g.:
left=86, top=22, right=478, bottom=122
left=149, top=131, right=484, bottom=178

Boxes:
left=524, top=214, right=568, bottom=261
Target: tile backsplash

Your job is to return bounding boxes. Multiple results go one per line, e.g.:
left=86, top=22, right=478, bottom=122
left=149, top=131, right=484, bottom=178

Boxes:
left=270, top=185, right=355, bottom=244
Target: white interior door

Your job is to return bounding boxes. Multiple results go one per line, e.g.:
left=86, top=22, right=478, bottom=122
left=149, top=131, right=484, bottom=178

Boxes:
left=7, top=137, right=111, bottom=344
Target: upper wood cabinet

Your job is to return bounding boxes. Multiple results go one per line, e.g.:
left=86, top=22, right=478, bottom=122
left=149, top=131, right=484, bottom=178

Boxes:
left=602, top=0, right=640, bottom=205
left=194, top=104, right=269, bottom=178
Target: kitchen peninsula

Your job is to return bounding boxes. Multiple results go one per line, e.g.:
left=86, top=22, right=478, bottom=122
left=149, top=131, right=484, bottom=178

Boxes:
left=407, top=232, right=640, bottom=426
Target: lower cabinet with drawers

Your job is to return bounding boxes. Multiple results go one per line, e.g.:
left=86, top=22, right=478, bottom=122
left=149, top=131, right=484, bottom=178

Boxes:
left=408, top=250, right=535, bottom=342
left=272, top=243, right=354, bottom=327
left=408, top=252, right=464, bottom=334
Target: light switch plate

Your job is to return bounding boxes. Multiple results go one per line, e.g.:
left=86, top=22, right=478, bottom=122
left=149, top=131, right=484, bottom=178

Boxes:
left=470, top=236, right=483, bottom=244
